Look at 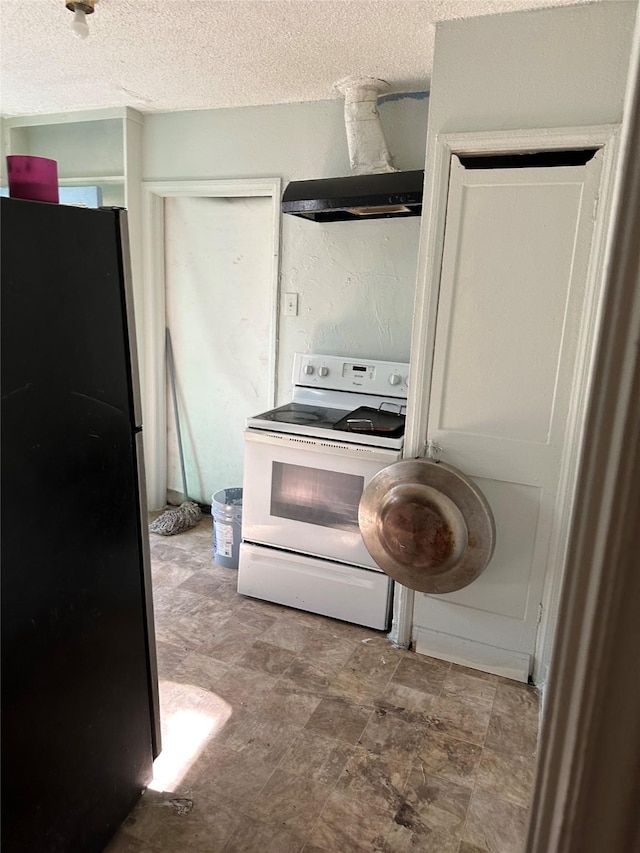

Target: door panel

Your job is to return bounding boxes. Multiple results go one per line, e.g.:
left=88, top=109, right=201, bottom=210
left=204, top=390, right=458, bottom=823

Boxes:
left=413, top=153, right=602, bottom=679
left=164, top=195, right=274, bottom=504
left=442, top=478, right=542, bottom=620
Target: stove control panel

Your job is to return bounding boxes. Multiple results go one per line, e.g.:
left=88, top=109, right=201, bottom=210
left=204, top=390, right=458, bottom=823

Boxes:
left=293, top=353, right=410, bottom=397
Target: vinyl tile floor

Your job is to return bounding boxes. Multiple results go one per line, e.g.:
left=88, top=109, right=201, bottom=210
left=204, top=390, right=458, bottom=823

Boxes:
left=105, top=516, right=539, bottom=853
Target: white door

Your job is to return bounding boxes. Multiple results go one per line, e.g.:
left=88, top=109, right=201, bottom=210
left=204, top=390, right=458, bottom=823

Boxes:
left=164, top=195, right=274, bottom=505
left=412, top=153, right=603, bottom=680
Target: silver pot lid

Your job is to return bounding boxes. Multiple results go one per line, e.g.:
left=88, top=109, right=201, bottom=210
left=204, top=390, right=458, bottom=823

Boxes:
left=358, top=458, right=496, bottom=594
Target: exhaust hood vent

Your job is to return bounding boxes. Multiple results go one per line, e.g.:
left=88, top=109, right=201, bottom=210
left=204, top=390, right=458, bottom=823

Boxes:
left=282, top=77, right=424, bottom=223
left=282, top=170, right=424, bottom=222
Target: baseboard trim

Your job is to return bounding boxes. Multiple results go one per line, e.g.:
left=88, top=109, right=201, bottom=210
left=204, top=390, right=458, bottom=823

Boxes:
left=413, top=626, right=531, bottom=682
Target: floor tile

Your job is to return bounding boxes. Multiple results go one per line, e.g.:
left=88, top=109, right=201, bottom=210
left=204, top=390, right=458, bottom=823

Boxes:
left=416, top=731, right=482, bottom=787
left=235, top=595, right=288, bottom=620
left=260, top=619, right=317, bottom=651
left=177, top=570, right=223, bottom=597
left=233, top=602, right=280, bottom=633
left=375, top=679, right=437, bottom=725
left=145, top=794, right=241, bottom=852
left=120, top=790, right=190, bottom=842
left=212, top=664, right=279, bottom=711
left=391, top=654, right=450, bottom=696
left=258, top=681, right=323, bottom=727
left=359, top=708, right=425, bottom=759
left=150, top=546, right=196, bottom=573
left=172, top=651, right=229, bottom=691
left=380, top=821, right=460, bottom=853
left=172, top=609, right=238, bottom=645
left=193, top=742, right=277, bottom=803
left=314, top=618, right=389, bottom=644
left=463, top=789, right=530, bottom=853
left=153, top=586, right=202, bottom=615
left=157, top=604, right=236, bottom=651
left=484, top=681, right=539, bottom=758
left=154, top=619, right=205, bottom=654
left=336, top=745, right=412, bottom=812
left=196, top=625, right=260, bottom=665
left=475, top=745, right=536, bottom=807
left=155, top=640, right=189, bottom=679
left=399, top=768, right=472, bottom=837
left=237, top=639, right=298, bottom=676
left=249, top=767, right=332, bottom=835
left=327, top=643, right=401, bottom=705
left=308, top=789, right=395, bottom=853
left=182, top=594, right=243, bottom=620
left=442, top=667, right=498, bottom=704
left=278, top=658, right=333, bottom=697
left=326, top=668, right=383, bottom=706
left=199, top=705, right=255, bottom=752
left=298, top=632, right=359, bottom=674
left=224, top=817, right=306, bottom=853
left=277, top=729, right=354, bottom=786
left=226, top=714, right=304, bottom=765
left=343, top=643, right=402, bottom=686
left=304, top=697, right=373, bottom=745
left=422, top=694, right=493, bottom=745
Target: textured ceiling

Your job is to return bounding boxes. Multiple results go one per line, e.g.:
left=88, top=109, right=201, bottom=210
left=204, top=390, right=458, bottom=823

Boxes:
left=0, top=0, right=604, bottom=117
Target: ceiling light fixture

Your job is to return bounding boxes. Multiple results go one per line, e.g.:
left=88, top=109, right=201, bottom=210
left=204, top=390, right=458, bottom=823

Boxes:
left=65, top=0, right=96, bottom=40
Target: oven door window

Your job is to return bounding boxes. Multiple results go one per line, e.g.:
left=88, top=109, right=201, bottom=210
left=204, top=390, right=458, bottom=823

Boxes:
left=271, top=462, right=364, bottom=533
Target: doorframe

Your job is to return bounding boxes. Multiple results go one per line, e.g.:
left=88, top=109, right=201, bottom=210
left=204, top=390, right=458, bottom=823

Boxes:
left=398, top=125, right=620, bottom=682
left=140, top=178, right=282, bottom=509
left=529, top=21, right=640, bottom=849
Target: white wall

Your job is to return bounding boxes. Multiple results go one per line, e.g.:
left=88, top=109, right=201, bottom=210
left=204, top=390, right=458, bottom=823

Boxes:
left=0, top=116, right=6, bottom=183
left=143, top=95, right=428, bottom=402
left=429, top=1, right=636, bottom=134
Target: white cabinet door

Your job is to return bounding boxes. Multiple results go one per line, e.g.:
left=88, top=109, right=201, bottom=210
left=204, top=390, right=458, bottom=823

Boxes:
left=412, top=154, right=602, bottom=680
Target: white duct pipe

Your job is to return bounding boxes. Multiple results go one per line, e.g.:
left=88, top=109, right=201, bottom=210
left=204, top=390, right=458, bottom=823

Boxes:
left=334, top=76, right=398, bottom=175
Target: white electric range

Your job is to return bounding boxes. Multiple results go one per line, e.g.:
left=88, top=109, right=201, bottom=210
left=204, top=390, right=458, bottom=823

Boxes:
left=237, top=353, right=409, bottom=629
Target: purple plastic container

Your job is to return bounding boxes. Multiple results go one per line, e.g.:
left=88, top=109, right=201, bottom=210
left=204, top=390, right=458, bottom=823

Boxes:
left=7, top=155, right=59, bottom=203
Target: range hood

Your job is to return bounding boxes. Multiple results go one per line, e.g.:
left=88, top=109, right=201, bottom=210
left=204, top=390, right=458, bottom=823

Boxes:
left=281, top=170, right=424, bottom=222
left=282, top=77, right=424, bottom=223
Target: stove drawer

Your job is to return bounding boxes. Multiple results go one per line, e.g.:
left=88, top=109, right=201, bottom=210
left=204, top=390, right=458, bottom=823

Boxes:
left=238, top=543, right=392, bottom=630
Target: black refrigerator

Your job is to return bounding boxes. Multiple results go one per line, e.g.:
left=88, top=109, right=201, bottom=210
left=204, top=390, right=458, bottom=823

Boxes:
left=1, top=197, right=161, bottom=853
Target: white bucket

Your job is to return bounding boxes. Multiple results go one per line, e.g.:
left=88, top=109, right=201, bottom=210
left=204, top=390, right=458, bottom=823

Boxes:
left=211, top=488, right=243, bottom=569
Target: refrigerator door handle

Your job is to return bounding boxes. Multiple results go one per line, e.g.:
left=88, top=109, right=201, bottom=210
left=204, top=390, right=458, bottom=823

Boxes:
left=117, top=209, right=144, bottom=430
left=135, top=430, right=162, bottom=758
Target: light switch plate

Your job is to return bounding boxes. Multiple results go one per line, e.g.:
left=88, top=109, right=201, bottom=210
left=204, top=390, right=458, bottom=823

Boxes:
left=284, top=292, right=298, bottom=316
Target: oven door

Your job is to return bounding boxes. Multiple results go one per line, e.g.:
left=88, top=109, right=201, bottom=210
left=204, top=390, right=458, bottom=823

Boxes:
left=242, top=429, right=401, bottom=570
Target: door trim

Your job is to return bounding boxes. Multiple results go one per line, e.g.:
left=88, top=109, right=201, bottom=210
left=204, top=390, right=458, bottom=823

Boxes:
left=529, top=26, right=640, bottom=851
left=401, top=126, right=620, bottom=677
left=141, top=179, right=281, bottom=509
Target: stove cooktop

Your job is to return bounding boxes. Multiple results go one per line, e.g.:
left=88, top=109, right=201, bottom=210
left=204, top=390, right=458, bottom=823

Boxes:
left=251, top=402, right=347, bottom=429
left=246, top=402, right=406, bottom=450
left=245, top=354, right=410, bottom=450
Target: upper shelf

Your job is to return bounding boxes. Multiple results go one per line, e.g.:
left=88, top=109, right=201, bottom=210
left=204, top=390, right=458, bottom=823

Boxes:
left=2, top=107, right=143, bottom=186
